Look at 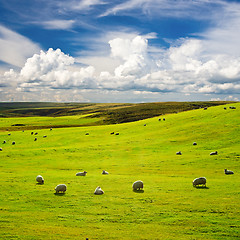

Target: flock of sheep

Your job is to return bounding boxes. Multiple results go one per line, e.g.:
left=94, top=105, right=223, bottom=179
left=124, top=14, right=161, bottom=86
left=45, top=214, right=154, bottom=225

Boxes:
left=36, top=172, right=144, bottom=194
left=1, top=105, right=237, bottom=194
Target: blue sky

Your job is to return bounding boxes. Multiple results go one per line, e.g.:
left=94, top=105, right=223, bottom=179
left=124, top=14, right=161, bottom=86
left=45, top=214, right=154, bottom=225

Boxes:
left=0, top=0, right=240, bottom=102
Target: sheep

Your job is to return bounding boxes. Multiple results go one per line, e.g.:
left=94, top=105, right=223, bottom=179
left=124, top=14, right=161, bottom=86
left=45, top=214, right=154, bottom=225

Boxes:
left=132, top=180, right=144, bottom=191
left=224, top=107, right=227, bottom=110
left=144, top=124, right=147, bottom=126
left=0, top=148, right=2, bottom=151
left=50, top=128, right=52, bottom=131
left=94, top=186, right=104, bottom=195
left=55, top=184, right=67, bottom=193
left=176, top=151, right=182, bottom=155
left=8, top=133, right=11, bottom=136
left=210, top=151, right=218, bottom=155
left=110, top=132, right=115, bottom=135
left=224, top=169, right=234, bottom=175
left=204, top=107, right=208, bottom=110
left=85, top=133, right=89, bottom=135
left=12, top=141, right=15, bottom=145
left=115, top=133, right=119, bottom=135
left=34, top=138, right=37, bottom=141
left=102, top=170, right=109, bottom=175
left=163, top=118, right=165, bottom=121
left=36, top=175, right=44, bottom=184
left=34, top=132, right=38, bottom=135
left=193, top=177, right=207, bottom=187
left=193, top=142, right=197, bottom=145
left=31, top=132, right=34, bottom=135
left=3, top=140, right=6, bottom=144
left=76, top=171, right=87, bottom=176
left=158, top=118, right=161, bottom=121
left=43, top=135, right=47, bottom=138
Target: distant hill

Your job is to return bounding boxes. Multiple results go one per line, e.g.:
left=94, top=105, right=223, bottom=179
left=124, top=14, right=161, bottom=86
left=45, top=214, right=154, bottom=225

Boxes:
left=0, top=101, right=236, bottom=125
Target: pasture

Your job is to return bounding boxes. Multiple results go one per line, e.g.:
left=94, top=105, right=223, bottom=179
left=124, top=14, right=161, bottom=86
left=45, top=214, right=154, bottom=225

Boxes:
left=0, top=103, right=239, bottom=239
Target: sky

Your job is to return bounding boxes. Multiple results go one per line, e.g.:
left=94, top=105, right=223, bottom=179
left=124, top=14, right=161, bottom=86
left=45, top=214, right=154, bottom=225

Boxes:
left=0, top=0, right=240, bottom=103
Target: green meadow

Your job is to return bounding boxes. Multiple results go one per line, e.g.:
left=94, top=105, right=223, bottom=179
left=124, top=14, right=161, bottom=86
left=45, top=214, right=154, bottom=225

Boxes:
left=0, top=103, right=240, bottom=239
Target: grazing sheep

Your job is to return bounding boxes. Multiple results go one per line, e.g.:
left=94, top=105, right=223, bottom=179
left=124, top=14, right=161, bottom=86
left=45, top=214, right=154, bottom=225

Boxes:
left=12, top=141, right=15, bottom=145
left=224, top=169, right=234, bottom=175
left=36, top=175, right=44, bottom=184
left=55, top=184, right=67, bottom=193
left=50, top=128, right=52, bottom=131
left=110, top=132, right=115, bottom=135
left=76, top=171, right=87, bottom=176
left=158, top=118, right=161, bottom=121
left=132, top=180, right=144, bottom=191
left=204, top=107, right=207, bottom=110
left=43, top=135, right=47, bottom=138
left=176, top=151, right=182, bottom=155
left=85, top=133, right=89, bottom=135
left=94, top=186, right=104, bottom=195
left=34, top=132, right=38, bottom=135
left=115, top=133, right=119, bottom=135
left=210, top=151, right=218, bottom=155
left=224, top=107, right=227, bottom=110
left=31, top=132, right=34, bottom=135
left=8, top=133, right=11, bottom=136
left=102, top=170, right=109, bottom=175
left=193, top=142, right=197, bottom=145
left=144, top=124, right=147, bottom=126
left=193, top=177, right=207, bottom=187
left=229, top=106, right=236, bottom=109
left=163, top=118, right=165, bottom=121
left=3, top=140, right=6, bottom=144
left=34, top=138, right=37, bottom=141
left=0, top=148, right=2, bottom=151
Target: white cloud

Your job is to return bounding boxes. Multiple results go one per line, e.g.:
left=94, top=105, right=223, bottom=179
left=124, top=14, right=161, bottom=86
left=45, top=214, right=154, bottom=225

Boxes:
left=39, top=20, right=76, bottom=30
left=0, top=25, right=41, bottom=67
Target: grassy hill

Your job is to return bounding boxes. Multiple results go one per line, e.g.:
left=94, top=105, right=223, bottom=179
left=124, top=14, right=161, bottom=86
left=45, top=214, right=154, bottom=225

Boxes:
left=0, top=101, right=234, bottom=131
left=0, top=102, right=239, bottom=239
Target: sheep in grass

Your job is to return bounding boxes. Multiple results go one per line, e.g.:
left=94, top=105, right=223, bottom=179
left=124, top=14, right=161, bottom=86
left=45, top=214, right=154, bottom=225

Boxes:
left=193, top=142, right=197, bottom=145
left=34, top=138, right=37, bottom=141
left=0, top=148, right=2, bottom=151
left=225, top=169, right=234, bottom=175
left=76, top=171, right=87, bottom=176
left=132, top=180, right=144, bottom=191
left=102, top=170, right=109, bottom=175
left=55, top=184, right=67, bottom=193
left=210, top=151, right=218, bottom=155
left=193, top=177, right=207, bottom=187
left=3, top=140, right=6, bottom=144
left=176, top=151, right=182, bottom=155
left=94, top=186, right=104, bottom=195
left=12, top=141, right=15, bottom=145
left=36, top=175, right=44, bottom=184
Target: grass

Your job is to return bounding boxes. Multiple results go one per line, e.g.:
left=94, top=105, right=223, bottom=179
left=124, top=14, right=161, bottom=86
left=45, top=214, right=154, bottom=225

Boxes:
left=0, top=102, right=239, bottom=239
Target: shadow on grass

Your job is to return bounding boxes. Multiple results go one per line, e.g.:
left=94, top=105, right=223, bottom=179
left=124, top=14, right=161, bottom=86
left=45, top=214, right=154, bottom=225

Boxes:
left=54, top=192, right=66, bottom=196
left=36, top=182, right=44, bottom=185
left=195, top=186, right=209, bottom=189
left=133, top=189, right=144, bottom=193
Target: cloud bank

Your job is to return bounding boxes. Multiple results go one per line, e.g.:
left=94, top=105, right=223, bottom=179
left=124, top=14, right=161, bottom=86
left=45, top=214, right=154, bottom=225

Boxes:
left=1, top=33, right=240, bottom=100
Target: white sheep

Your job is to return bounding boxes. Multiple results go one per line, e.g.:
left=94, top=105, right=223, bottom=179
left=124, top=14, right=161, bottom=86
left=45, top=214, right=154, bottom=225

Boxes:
left=132, top=180, right=144, bottom=191
left=210, top=151, right=218, bottom=155
left=55, top=184, right=67, bottom=193
left=102, top=170, right=109, bottom=175
left=193, top=177, right=207, bottom=187
left=94, top=186, right=104, bottom=195
left=193, top=142, right=197, bottom=145
left=224, top=169, right=234, bottom=175
left=176, top=151, right=182, bottom=155
left=76, top=171, right=87, bottom=176
left=36, top=175, right=44, bottom=184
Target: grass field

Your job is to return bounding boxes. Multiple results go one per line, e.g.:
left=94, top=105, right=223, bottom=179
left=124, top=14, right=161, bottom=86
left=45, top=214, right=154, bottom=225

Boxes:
left=0, top=102, right=239, bottom=239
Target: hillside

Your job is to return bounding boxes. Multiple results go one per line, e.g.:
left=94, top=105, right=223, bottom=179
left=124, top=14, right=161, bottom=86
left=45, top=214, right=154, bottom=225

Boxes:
left=0, top=101, right=235, bottom=129
left=0, top=102, right=239, bottom=239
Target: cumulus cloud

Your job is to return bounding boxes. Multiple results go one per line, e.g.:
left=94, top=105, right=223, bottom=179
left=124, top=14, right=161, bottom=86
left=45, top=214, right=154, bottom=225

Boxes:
left=1, top=33, right=240, bottom=100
